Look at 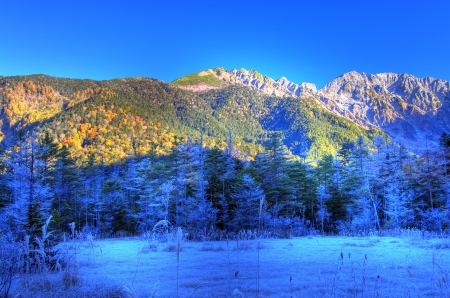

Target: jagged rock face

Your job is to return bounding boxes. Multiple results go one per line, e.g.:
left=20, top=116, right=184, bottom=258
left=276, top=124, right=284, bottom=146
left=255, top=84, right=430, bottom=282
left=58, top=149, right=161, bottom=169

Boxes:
left=220, top=68, right=450, bottom=151
left=216, top=68, right=317, bottom=97
left=172, top=67, right=318, bottom=98
left=318, top=71, right=450, bottom=151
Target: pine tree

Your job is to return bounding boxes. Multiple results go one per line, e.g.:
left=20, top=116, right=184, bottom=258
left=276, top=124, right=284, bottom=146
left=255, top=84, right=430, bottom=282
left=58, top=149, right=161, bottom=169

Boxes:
left=384, top=180, right=414, bottom=228
left=255, top=133, right=291, bottom=225
left=49, top=145, right=81, bottom=230
left=135, top=157, right=158, bottom=232
left=439, top=133, right=450, bottom=209
left=284, top=161, right=315, bottom=224
left=340, top=136, right=380, bottom=232
left=0, top=149, right=11, bottom=209
left=102, top=165, right=135, bottom=234
left=414, top=143, right=448, bottom=231
left=316, top=184, right=331, bottom=233
left=5, top=134, right=52, bottom=236
left=230, top=174, right=265, bottom=231
left=204, top=148, right=228, bottom=211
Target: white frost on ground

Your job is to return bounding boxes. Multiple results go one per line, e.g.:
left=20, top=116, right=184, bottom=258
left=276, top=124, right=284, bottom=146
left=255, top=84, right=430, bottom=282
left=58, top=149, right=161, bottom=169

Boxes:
left=59, top=235, right=450, bottom=297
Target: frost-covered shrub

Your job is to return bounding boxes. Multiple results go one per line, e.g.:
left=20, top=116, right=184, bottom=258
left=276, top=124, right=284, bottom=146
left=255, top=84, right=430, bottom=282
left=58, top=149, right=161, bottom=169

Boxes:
left=264, top=216, right=308, bottom=238
left=0, top=234, right=23, bottom=297
left=336, top=220, right=353, bottom=236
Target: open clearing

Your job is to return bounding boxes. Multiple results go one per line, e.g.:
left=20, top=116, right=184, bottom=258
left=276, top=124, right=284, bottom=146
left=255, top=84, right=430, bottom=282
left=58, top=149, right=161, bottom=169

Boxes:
left=10, top=235, right=450, bottom=297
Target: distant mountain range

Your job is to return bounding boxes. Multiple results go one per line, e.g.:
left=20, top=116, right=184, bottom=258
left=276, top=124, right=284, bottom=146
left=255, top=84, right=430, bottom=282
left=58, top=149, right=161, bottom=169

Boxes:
left=173, top=68, right=450, bottom=152
left=0, top=68, right=448, bottom=164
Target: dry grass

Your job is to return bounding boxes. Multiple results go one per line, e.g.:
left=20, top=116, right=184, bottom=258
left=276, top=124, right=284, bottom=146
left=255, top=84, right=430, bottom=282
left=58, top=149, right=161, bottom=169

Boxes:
left=6, top=233, right=450, bottom=297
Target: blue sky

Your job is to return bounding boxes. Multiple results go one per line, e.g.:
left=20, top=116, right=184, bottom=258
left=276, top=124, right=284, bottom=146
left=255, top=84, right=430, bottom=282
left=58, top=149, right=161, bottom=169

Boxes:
left=1, top=0, right=449, bottom=88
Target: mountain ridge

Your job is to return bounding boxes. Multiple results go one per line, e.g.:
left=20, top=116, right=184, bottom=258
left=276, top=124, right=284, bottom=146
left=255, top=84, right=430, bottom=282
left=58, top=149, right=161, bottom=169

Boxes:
left=0, top=73, right=387, bottom=164
left=317, top=71, right=450, bottom=150
left=1, top=67, right=448, bottom=162
left=172, top=68, right=450, bottom=152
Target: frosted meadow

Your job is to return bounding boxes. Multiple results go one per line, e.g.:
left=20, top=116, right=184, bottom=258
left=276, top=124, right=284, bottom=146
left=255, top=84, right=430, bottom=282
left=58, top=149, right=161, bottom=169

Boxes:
left=4, top=228, right=450, bottom=297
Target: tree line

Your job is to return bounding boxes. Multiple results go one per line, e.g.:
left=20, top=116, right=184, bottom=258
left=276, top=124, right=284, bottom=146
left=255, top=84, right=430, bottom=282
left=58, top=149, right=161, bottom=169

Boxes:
left=0, top=131, right=449, bottom=240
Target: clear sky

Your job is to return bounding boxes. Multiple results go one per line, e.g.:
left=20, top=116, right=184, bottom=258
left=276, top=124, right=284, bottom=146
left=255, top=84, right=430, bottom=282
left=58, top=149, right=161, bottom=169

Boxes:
left=1, top=0, right=449, bottom=88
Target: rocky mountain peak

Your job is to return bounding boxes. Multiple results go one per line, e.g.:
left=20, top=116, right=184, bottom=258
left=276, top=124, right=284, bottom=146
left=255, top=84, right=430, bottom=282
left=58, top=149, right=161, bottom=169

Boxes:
left=172, top=67, right=318, bottom=98
left=318, top=71, right=450, bottom=152
left=224, top=68, right=317, bottom=97
left=171, top=68, right=450, bottom=152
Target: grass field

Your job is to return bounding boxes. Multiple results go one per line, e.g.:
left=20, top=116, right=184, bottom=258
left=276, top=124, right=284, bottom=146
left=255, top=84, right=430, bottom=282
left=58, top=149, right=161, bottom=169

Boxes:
left=8, top=233, right=450, bottom=297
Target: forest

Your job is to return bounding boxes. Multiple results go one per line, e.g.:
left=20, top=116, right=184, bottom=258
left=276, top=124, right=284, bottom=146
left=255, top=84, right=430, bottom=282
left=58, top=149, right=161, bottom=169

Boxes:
left=0, top=129, right=449, bottom=242
left=0, top=76, right=449, bottom=241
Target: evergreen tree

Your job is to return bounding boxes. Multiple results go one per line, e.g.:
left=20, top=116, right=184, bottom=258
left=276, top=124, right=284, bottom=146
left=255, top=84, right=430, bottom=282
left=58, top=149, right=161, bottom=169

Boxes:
left=230, top=174, right=265, bottom=231
left=283, top=161, right=315, bottom=224
left=384, top=180, right=414, bottom=228
left=49, top=145, right=81, bottom=231
left=101, top=165, right=138, bottom=234
left=1, top=134, right=53, bottom=236
left=439, top=133, right=450, bottom=210
left=135, top=157, right=158, bottom=232
left=255, top=133, right=291, bottom=225
left=414, top=146, right=447, bottom=231
left=340, top=136, right=380, bottom=232
left=204, top=148, right=228, bottom=212
left=0, top=149, right=11, bottom=209
left=316, top=184, right=331, bottom=233
left=121, top=158, right=141, bottom=231
left=337, top=141, right=354, bottom=168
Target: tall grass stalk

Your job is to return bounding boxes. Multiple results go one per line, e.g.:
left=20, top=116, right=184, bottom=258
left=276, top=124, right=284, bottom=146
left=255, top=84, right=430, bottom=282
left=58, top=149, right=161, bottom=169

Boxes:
left=432, top=250, right=435, bottom=293
left=431, top=250, right=449, bottom=296
left=132, top=242, right=145, bottom=286
left=227, top=237, right=231, bottom=295
left=176, top=227, right=182, bottom=298
left=257, top=240, right=260, bottom=296
left=256, top=196, right=263, bottom=296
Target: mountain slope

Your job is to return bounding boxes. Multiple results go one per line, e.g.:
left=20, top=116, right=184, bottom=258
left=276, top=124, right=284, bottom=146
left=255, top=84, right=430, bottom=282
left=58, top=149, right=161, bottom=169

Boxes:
left=0, top=76, right=229, bottom=163
left=173, top=68, right=450, bottom=152
left=0, top=74, right=382, bottom=163
left=197, top=85, right=386, bottom=157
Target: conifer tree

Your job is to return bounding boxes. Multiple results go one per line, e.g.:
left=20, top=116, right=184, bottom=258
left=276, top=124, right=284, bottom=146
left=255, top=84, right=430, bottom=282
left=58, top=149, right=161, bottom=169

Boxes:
left=255, top=132, right=291, bottom=223
left=414, top=146, right=447, bottom=231
left=230, top=174, right=265, bottom=231
left=5, top=134, right=52, bottom=236
left=283, top=161, right=314, bottom=223
left=49, top=145, right=81, bottom=230
left=439, top=133, right=450, bottom=208
left=316, top=184, right=331, bottom=233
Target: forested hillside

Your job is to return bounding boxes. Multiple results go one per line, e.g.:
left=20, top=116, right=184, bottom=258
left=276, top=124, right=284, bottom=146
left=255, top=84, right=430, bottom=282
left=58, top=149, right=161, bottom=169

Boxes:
left=0, top=74, right=384, bottom=162
left=0, top=74, right=449, bottom=242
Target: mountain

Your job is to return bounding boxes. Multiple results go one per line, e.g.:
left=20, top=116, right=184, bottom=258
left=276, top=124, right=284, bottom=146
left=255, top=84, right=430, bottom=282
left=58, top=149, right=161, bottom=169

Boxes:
left=0, top=73, right=385, bottom=164
left=317, top=71, right=450, bottom=151
left=172, top=68, right=317, bottom=97
left=1, top=67, right=447, bottom=164
left=197, top=85, right=382, bottom=158
left=173, top=69, right=450, bottom=152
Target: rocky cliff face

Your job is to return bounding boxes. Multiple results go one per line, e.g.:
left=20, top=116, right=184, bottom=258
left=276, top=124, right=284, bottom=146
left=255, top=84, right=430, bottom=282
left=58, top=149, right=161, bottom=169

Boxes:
left=218, top=68, right=317, bottom=97
left=222, top=68, right=450, bottom=151
left=317, top=71, right=450, bottom=151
